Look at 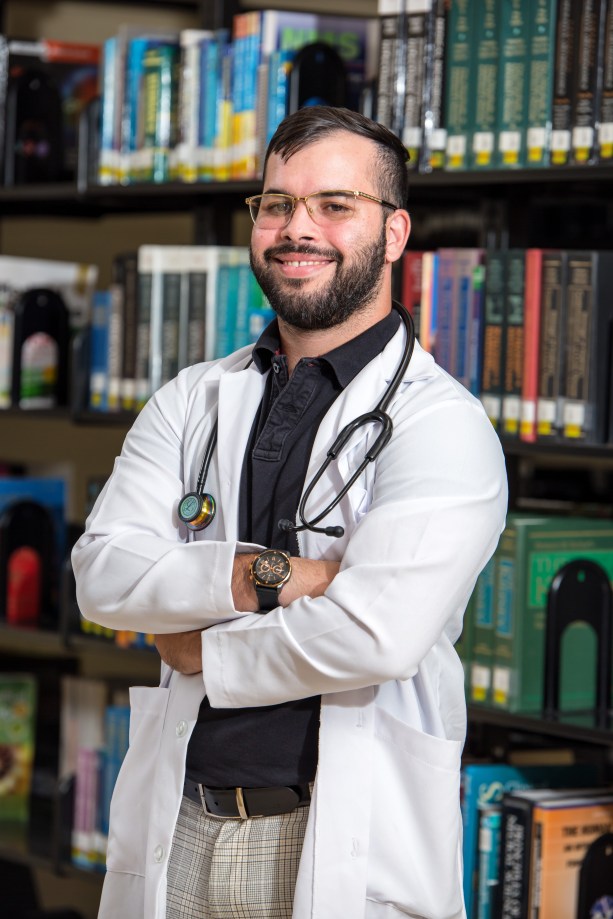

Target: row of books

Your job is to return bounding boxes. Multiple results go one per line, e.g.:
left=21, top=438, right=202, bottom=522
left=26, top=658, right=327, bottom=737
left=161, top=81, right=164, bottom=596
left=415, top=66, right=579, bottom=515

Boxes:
left=400, top=246, right=613, bottom=446
left=0, top=672, right=36, bottom=821
left=88, top=245, right=274, bottom=414
left=461, top=759, right=611, bottom=919
left=379, top=0, right=613, bottom=172
left=97, top=11, right=377, bottom=186
left=457, top=512, right=613, bottom=715
left=59, top=675, right=130, bottom=870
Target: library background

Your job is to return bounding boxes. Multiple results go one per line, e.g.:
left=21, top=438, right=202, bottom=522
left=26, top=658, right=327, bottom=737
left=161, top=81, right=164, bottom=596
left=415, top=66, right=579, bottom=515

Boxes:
left=0, top=0, right=612, bottom=917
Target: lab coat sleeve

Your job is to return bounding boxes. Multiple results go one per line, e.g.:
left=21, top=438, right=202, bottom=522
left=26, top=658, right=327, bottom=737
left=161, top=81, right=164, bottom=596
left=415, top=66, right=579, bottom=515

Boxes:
left=201, top=392, right=508, bottom=707
left=71, top=369, right=247, bottom=634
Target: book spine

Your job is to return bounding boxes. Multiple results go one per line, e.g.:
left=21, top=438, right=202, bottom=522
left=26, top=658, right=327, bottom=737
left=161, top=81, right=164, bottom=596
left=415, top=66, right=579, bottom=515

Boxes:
left=419, top=250, right=438, bottom=353
left=454, top=249, right=484, bottom=391
left=536, top=250, right=566, bottom=440
left=141, top=42, right=180, bottom=183
left=160, top=270, right=181, bottom=388
left=477, top=806, right=503, bottom=919
left=549, top=0, right=575, bottom=165
left=106, top=258, right=124, bottom=412
left=89, top=289, right=111, bottom=412
left=98, top=36, right=119, bottom=185
left=495, top=0, right=531, bottom=169
left=176, top=30, right=210, bottom=183
left=470, top=0, right=500, bottom=170
left=469, top=556, right=496, bottom=705
left=480, top=249, right=507, bottom=431
left=185, top=270, right=207, bottom=367
left=520, top=248, right=546, bottom=442
left=525, top=0, right=558, bottom=167
left=501, top=249, right=526, bottom=439
left=402, top=4, right=429, bottom=167
left=469, top=263, right=486, bottom=397
left=499, top=798, right=533, bottom=918
left=376, top=10, right=403, bottom=130
left=420, top=0, right=448, bottom=171
left=444, top=0, right=473, bottom=169
left=571, top=0, right=607, bottom=165
left=135, top=249, right=152, bottom=410
left=120, top=252, right=138, bottom=411
left=266, top=49, right=294, bottom=146
left=561, top=250, right=593, bottom=442
left=401, top=250, right=424, bottom=335
left=564, top=251, right=613, bottom=444
left=492, top=526, right=516, bottom=709
left=597, top=0, right=613, bottom=161
left=433, top=248, right=456, bottom=374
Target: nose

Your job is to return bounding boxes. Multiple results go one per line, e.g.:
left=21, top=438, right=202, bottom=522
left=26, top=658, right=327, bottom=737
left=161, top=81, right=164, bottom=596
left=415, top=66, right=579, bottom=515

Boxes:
left=282, top=198, right=317, bottom=237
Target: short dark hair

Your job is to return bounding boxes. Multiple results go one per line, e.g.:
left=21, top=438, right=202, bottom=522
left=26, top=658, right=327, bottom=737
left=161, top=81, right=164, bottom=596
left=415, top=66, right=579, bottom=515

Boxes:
left=264, top=106, right=410, bottom=210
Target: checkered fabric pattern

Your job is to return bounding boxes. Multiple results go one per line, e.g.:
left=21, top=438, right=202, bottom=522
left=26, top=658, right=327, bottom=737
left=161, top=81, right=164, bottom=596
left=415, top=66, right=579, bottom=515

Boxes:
left=166, top=796, right=309, bottom=918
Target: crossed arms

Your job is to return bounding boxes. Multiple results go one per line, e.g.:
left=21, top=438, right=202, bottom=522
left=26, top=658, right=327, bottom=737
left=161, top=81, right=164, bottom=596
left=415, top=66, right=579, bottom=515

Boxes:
left=155, top=554, right=340, bottom=674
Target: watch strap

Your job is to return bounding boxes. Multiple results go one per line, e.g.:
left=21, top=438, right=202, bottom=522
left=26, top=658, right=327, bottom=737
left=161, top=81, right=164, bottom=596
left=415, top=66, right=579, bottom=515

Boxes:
left=255, top=583, right=280, bottom=612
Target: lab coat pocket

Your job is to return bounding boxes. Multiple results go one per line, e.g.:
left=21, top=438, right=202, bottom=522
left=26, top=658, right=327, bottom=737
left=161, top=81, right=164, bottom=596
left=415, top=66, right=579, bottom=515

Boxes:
left=105, top=685, right=170, bottom=875
left=367, top=708, right=464, bottom=918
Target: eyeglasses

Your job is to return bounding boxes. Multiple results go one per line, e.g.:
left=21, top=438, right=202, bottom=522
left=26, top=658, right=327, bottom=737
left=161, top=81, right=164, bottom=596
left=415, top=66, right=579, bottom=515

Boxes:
left=245, top=190, right=399, bottom=229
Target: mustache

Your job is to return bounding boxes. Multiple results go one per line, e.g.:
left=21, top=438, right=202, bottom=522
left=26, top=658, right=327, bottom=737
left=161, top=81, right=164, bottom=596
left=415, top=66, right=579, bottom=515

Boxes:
left=263, top=243, right=341, bottom=263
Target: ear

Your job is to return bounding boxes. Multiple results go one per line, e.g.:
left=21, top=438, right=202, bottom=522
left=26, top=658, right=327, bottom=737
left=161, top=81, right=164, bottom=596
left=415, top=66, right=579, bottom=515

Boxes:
left=385, top=209, right=411, bottom=263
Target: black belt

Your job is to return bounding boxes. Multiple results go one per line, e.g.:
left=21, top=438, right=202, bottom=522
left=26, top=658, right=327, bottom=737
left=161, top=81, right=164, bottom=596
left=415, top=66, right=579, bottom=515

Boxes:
left=183, top=779, right=311, bottom=819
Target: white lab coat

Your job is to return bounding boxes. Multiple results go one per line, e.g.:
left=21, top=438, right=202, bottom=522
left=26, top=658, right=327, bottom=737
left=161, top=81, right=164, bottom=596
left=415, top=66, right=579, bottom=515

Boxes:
left=72, top=327, right=507, bottom=919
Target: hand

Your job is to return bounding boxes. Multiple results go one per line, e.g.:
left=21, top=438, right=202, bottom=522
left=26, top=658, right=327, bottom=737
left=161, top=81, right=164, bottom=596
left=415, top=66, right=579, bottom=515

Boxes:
left=155, top=630, right=203, bottom=674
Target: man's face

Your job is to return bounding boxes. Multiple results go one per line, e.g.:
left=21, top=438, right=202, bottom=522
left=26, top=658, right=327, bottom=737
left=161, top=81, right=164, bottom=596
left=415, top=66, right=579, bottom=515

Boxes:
left=249, top=132, right=391, bottom=331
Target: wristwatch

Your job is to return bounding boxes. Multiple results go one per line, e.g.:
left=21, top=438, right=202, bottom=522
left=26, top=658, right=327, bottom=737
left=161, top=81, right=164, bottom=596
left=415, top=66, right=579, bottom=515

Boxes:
left=250, top=548, right=292, bottom=612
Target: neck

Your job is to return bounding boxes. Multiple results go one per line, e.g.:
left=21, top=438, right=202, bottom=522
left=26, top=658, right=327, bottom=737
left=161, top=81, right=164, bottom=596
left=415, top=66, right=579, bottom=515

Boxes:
left=278, top=293, right=394, bottom=375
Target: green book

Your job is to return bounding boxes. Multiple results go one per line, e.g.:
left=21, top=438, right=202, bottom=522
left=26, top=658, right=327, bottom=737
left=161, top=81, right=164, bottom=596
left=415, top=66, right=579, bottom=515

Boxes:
left=0, top=673, right=37, bottom=822
left=444, top=0, right=473, bottom=169
left=469, top=0, right=500, bottom=170
left=492, top=514, right=613, bottom=713
left=495, top=0, right=531, bottom=168
left=469, top=556, right=496, bottom=705
left=525, top=0, right=558, bottom=167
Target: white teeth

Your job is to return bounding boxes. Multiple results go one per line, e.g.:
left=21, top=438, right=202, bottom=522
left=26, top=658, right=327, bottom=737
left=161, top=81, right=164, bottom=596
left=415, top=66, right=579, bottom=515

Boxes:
left=285, top=260, right=323, bottom=267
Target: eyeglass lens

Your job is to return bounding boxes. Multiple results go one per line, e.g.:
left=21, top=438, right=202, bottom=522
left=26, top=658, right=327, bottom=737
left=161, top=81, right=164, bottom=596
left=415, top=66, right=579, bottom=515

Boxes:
left=250, top=192, right=358, bottom=227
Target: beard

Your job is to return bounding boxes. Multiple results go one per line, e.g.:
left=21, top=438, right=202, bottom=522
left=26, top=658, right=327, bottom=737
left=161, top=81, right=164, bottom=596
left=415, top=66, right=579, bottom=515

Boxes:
left=249, top=224, right=388, bottom=331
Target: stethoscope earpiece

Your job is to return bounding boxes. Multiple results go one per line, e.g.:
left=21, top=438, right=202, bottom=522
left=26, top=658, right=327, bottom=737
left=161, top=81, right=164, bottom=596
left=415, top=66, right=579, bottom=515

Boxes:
left=178, top=491, right=216, bottom=531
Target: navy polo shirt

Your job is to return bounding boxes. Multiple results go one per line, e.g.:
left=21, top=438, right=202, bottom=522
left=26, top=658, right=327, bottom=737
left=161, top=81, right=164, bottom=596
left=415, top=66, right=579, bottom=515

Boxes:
left=185, top=309, right=400, bottom=788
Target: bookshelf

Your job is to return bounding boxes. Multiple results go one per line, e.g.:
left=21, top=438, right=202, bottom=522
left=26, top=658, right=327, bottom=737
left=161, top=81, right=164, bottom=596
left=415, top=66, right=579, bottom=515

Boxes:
left=0, top=1, right=612, bottom=917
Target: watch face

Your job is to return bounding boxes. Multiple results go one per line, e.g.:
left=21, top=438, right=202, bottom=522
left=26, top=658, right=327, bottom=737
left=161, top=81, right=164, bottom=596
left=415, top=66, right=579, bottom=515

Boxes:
left=253, top=549, right=290, bottom=587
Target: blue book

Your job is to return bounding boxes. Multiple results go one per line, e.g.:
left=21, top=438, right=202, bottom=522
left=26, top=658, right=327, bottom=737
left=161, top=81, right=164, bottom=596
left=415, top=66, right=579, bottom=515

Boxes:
left=89, top=289, right=111, bottom=412
left=98, top=37, right=119, bottom=184
left=266, top=49, right=294, bottom=145
left=476, top=806, right=502, bottom=919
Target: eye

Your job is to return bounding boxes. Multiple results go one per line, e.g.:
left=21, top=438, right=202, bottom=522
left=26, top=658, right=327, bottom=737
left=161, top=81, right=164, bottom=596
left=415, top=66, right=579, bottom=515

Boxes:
left=261, top=196, right=292, bottom=216
left=316, top=194, right=355, bottom=219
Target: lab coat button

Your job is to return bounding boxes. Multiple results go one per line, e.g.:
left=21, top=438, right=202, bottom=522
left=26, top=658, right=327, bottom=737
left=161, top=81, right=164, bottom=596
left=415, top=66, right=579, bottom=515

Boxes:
left=176, top=720, right=188, bottom=737
left=154, top=845, right=165, bottom=863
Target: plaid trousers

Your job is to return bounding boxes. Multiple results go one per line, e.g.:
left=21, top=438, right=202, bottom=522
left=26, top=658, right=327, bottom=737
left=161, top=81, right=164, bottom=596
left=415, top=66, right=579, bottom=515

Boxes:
left=166, top=795, right=309, bottom=918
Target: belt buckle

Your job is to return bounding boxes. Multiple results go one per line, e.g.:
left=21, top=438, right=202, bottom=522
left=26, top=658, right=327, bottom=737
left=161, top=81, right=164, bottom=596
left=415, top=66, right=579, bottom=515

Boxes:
left=198, top=785, right=260, bottom=820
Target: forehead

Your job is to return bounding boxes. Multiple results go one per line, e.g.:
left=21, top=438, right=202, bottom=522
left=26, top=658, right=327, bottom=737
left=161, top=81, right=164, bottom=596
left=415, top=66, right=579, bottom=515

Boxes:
left=263, top=131, right=377, bottom=195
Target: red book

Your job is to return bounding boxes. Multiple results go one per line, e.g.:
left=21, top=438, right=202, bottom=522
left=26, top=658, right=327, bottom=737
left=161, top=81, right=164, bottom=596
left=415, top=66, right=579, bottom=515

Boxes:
left=520, top=248, right=549, bottom=442
left=401, top=250, right=424, bottom=334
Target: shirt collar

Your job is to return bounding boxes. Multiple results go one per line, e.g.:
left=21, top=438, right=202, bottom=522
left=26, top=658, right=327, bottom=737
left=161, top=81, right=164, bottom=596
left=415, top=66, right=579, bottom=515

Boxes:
left=252, top=309, right=401, bottom=388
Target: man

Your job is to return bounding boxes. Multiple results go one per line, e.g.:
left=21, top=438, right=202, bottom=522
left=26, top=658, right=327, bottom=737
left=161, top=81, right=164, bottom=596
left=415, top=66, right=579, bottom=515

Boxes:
left=72, top=106, right=507, bottom=919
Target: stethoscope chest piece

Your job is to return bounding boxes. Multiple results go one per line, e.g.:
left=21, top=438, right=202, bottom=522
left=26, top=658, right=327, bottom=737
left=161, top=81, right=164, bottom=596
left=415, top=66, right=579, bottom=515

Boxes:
left=178, top=491, right=216, bottom=531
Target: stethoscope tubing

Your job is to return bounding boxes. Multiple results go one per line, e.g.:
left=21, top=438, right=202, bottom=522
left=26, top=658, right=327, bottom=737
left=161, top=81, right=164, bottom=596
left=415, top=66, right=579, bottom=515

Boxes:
left=183, top=302, right=415, bottom=538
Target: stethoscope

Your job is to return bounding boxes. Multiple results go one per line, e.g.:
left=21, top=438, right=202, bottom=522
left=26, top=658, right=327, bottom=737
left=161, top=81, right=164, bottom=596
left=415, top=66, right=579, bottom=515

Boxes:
left=178, top=302, right=416, bottom=539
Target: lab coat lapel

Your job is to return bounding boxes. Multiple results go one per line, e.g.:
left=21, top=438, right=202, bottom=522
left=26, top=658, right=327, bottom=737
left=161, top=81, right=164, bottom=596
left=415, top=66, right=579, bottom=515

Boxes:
left=216, top=364, right=267, bottom=540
